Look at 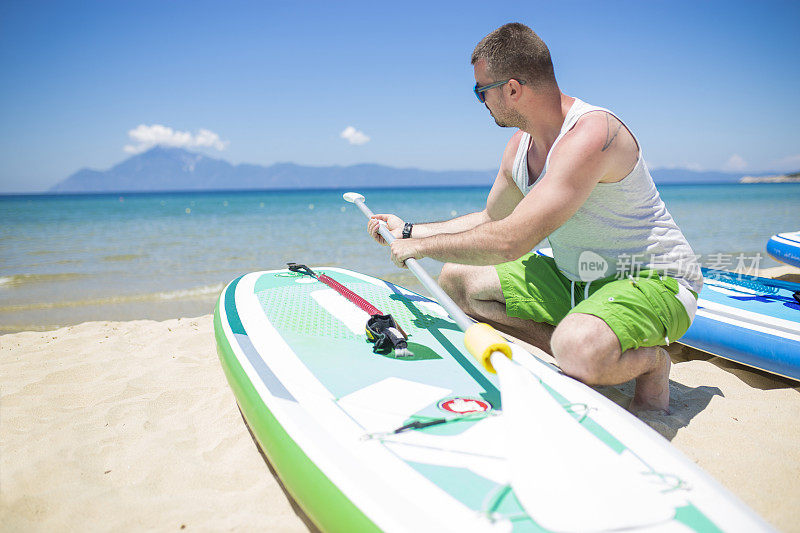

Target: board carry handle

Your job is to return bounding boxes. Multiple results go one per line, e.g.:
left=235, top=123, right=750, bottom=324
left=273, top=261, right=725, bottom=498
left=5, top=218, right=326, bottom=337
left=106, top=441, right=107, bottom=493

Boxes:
left=343, top=192, right=512, bottom=372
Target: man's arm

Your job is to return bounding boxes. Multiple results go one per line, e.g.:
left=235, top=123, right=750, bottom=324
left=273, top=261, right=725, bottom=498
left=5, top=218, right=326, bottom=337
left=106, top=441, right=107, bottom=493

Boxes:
left=391, top=113, right=634, bottom=266
left=368, top=131, right=525, bottom=242
left=406, top=211, right=488, bottom=239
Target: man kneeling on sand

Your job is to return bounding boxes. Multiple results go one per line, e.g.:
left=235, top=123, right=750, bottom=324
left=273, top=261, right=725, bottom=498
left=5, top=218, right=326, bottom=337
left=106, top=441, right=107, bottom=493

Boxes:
left=368, top=22, right=702, bottom=413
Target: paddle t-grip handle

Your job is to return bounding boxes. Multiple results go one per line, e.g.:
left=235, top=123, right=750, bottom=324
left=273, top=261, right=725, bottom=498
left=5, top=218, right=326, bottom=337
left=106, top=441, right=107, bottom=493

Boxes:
left=343, top=193, right=397, bottom=245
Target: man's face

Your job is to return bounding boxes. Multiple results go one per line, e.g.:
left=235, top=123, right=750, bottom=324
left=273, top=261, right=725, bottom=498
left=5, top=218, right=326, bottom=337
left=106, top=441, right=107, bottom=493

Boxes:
left=473, top=59, right=522, bottom=129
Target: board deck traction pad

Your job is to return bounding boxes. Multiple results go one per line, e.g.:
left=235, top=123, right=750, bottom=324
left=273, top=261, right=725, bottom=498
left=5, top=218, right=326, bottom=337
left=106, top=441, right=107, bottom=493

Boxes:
left=214, top=267, right=771, bottom=532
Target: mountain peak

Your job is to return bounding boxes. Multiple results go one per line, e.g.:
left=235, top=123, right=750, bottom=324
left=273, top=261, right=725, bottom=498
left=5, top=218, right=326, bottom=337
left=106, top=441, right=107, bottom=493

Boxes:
left=135, top=145, right=203, bottom=158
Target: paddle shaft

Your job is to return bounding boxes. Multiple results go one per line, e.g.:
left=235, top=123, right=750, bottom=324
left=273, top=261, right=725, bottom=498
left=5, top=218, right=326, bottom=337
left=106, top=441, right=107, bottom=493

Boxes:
left=349, top=197, right=473, bottom=331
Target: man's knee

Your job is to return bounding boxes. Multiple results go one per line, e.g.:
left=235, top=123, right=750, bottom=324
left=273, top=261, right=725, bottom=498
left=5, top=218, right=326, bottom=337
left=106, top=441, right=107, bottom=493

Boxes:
left=551, top=314, right=619, bottom=384
left=438, top=263, right=466, bottom=306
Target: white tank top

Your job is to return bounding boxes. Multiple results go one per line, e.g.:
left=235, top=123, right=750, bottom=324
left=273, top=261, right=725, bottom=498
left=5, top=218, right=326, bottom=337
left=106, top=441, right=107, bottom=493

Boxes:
left=512, top=98, right=703, bottom=294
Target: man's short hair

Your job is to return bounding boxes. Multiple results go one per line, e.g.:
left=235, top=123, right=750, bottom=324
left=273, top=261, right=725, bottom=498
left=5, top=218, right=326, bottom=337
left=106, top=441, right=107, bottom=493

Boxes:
left=471, top=23, right=556, bottom=89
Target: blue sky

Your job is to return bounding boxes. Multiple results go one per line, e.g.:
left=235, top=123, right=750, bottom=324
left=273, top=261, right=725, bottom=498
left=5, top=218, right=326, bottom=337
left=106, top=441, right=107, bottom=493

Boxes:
left=0, top=0, right=798, bottom=192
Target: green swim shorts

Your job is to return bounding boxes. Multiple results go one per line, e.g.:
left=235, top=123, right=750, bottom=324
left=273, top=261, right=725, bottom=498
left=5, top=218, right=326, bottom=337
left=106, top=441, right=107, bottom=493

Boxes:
left=495, top=252, right=697, bottom=353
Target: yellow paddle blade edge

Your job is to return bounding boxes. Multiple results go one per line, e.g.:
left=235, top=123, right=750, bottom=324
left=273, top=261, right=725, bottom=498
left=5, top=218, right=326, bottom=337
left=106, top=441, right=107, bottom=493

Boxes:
left=464, top=323, right=512, bottom=374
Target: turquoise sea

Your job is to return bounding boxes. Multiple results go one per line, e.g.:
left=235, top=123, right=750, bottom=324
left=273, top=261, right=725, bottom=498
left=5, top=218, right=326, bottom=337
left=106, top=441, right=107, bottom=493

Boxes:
left=1, top=183, right=799, bottom=334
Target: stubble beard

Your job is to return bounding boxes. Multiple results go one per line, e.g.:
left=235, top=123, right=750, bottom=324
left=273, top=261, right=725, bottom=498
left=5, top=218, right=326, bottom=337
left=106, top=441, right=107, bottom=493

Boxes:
left=493, top=110, right=526, bottom=129
left=493, top=115, right=512, bottom=128
left=488, top=103, right=526, bottom=129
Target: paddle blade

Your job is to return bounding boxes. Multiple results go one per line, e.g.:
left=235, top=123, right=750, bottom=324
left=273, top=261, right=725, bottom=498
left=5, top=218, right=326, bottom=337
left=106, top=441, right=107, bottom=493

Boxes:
left=491, top=353, right=674, bottom=532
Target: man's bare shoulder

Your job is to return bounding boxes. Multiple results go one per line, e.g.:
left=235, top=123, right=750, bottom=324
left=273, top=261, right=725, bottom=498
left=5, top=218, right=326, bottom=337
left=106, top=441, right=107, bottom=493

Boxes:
left=556, top=111, right=639, bottom=182
left=499, top=130, right=526, bottom=178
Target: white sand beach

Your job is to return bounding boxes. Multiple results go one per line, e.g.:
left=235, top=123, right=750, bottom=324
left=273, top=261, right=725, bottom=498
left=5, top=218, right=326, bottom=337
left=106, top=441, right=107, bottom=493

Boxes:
left=2, top=267, right=799, bottom=531
left=1, top=317, right=312, bottom=532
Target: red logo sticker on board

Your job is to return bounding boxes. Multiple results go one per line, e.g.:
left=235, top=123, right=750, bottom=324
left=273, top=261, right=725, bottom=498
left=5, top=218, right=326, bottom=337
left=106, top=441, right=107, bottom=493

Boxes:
left=437, top=397, right=492, bottom=414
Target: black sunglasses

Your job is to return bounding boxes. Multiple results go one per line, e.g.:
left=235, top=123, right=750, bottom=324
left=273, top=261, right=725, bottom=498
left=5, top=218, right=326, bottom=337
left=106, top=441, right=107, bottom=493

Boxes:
left=473, top=79, right=526, bottom=103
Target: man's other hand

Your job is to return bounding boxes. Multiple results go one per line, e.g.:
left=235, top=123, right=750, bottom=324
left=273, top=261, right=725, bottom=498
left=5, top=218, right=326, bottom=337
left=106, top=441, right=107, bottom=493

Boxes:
left=368, top=214, right=405, bottom=245
left=389, top=239, right=424, bottom=268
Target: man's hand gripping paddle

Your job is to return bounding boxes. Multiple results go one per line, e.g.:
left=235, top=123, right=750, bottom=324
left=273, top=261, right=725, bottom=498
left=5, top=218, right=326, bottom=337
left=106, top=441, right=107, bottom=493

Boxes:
left=286, top=262, right=412, bottom=357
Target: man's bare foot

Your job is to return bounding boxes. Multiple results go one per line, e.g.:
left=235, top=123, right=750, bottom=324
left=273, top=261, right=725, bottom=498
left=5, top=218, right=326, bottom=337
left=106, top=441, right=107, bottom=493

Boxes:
left=630, top=347, right=671, bottom=414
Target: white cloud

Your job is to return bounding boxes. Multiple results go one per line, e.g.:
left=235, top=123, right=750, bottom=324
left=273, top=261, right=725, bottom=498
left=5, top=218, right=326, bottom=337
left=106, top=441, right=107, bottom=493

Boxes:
left=340, top=126, right=370, bottom=145
left=123, top=124, right=229, bottom=154
left=723, top=154, right=747, bottom=171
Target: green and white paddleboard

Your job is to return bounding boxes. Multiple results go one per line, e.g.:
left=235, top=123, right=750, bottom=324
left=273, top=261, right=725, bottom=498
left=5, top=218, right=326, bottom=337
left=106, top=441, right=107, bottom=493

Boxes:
left=214, top=267, right=771, bottom=532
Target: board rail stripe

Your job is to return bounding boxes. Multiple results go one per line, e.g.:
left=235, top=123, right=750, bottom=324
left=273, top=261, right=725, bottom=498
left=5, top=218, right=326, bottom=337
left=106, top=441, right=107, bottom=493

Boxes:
left=215, top=291, right=381, bottom=532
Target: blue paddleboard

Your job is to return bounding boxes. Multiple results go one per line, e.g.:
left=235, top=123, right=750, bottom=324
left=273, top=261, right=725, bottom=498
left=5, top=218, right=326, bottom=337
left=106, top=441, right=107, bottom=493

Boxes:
left=767, top=231, right=800, bottom=269
left=682, top=268, right=800, bottom=381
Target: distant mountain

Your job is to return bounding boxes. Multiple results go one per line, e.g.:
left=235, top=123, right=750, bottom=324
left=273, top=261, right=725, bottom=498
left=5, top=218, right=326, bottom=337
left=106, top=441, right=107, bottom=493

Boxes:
left=50, top=146, right=779, bottom=193
left=50, top=147, right=496, bottom=193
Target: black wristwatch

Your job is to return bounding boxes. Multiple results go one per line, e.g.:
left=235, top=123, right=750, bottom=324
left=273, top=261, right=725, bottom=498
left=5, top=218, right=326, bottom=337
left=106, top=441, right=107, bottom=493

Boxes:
left=402, top=222, right=413, bottom=239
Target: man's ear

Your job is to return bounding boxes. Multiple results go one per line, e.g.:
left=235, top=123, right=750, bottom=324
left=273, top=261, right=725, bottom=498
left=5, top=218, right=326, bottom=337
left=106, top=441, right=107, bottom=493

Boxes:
left=507, top=79, right=524, bottom=100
